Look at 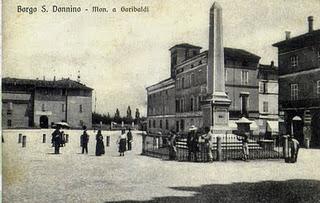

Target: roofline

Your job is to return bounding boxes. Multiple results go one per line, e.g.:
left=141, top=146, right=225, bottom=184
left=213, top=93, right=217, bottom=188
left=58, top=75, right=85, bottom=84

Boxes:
left=146, top=78, right=175, bottom=91
left=2, top=77, right=93, bottom=90
left=272, top=29, right=320, bottom=47
left=169, top=44, right=202, bottom=51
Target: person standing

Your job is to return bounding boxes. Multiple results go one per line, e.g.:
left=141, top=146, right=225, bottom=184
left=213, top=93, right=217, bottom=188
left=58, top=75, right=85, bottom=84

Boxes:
left=52, top=126, right=62, bottom=154
left=95, top=130, right=105, bottom=156
left=127, top=128, right=133, bottom=151
left=187, top=126, right=198, bottom=162
left=117, top=129, right=127, bottom=156
left=202, top=127, right=214, bottom=162
left=237, top=133, right=249, bottom=161
left=80, top=127, right=89, bottom=154
left=169, top=130, right=177, bottom=160
left=289, top=136, right=300, bottom=163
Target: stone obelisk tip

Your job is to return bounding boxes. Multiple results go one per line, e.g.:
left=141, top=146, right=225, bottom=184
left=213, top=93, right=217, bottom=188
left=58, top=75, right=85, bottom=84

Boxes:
left=211, top=2, right=222, bottom=10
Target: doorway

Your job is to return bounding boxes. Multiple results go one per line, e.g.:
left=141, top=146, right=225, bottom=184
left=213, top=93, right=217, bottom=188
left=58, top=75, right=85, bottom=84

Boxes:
left=40, top=115, right=49, bottom=128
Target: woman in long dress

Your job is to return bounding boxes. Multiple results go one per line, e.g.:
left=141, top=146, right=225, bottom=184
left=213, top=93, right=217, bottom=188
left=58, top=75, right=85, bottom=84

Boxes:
left=95, top=130, right=105, bottom=156
left=117, top=129, right=127, bottom=156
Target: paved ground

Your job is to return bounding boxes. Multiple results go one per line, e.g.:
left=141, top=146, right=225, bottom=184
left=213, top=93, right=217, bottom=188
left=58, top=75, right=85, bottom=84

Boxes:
left=2, top=129, right=320, bottom=203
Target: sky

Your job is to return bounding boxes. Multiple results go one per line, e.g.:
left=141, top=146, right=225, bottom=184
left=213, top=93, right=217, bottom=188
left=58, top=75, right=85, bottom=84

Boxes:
left=3, top=0, right=320, bottom=116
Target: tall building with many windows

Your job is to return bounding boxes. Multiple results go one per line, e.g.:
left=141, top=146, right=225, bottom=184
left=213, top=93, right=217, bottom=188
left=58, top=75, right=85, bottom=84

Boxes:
left=146, top=43, right=263, bottom=134
left=2, top=77, right=93, bottom=129
left=273, top=16, right=320, bottom=147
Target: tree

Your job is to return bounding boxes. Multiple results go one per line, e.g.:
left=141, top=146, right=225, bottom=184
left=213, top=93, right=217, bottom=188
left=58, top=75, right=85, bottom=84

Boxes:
left=135, top=108, right=141, bottom=124
left=114, top=108, right=121, bottom=123
left=126, top=106, right=132, bottom=124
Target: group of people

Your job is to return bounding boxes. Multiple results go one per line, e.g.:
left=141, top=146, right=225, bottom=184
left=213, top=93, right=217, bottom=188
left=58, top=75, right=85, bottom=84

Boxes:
left=51, top=126, right=135, bottom=156
left=117, top=128, right=133, bottom=156
left=167, top=126, right=215, bottom=162
left=79, top=127, right=106, bottom=156
left=51, top=126, right=67, bottom=154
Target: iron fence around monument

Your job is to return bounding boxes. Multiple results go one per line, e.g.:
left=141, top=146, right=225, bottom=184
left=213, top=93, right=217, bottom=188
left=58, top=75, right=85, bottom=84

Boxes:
left=142, top=132, right=284, bottom=162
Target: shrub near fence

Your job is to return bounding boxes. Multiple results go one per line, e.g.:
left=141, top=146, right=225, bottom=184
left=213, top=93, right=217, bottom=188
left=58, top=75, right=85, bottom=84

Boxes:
left=142, top=132, right=284, bottom=162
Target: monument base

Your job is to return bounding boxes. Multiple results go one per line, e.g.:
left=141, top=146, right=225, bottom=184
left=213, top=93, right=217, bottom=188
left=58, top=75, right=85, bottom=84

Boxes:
left=202, top=92, right=231, bottom=134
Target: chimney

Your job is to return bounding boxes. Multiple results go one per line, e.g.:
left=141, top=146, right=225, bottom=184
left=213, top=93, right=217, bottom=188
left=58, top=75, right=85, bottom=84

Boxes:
left=271, top=61, right=274, bottom=68
left=308, top=16, right=314, bottom=32
left=43, top=76, right=45, bottom=81
left=285, top=31, right=291, bottom=40
left=53, top=76, right=56, bottom=81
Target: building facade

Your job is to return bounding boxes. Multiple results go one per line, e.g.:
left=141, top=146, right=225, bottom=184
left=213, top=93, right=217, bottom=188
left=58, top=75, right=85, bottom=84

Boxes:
left=258, top=62, right=279, bottom=137
left=2, top=77, right=93, bottom=129
left=146, top=43, right=266, bottom=134
left=273, top=16, right=320, bottom=147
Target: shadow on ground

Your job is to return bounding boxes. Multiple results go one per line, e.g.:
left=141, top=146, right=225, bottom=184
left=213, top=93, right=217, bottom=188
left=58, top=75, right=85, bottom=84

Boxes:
left=106, top=179, right=320, bottom=203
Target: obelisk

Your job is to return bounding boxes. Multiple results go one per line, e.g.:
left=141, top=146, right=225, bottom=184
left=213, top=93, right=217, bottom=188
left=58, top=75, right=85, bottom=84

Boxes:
left=202, top=2, right=231, bottom=133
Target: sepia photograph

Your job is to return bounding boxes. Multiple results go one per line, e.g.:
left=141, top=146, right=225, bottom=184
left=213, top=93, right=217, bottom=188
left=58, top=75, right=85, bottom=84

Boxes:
left=2, top=0, right=320, bottom=202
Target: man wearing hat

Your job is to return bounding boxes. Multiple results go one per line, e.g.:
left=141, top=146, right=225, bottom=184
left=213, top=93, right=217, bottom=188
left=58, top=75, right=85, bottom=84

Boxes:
left=187, top=125, right=199, bottom=162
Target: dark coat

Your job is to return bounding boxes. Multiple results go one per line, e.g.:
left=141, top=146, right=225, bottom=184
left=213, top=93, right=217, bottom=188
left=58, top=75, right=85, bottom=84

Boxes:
left=52, top=129, right=61, bottom=147
left=81, top=132, right=89, bottom=146
left=95, top=134, right=105, bottom=156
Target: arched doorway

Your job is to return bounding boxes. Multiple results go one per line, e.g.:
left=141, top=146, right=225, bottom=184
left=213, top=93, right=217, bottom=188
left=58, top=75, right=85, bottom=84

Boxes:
left=40, top=116, right=49, bottom=128
left=292, top=116, right=304, bottom=144
left=311, top=111, right=320, bottom=148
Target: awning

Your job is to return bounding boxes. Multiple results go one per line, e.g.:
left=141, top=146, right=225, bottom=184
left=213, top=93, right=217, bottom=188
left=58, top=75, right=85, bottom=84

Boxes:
left=267, top=120, right=279, bottom=134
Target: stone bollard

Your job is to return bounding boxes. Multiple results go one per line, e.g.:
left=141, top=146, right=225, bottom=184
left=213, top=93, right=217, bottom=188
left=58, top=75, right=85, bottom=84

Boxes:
left=18, top=133, right=22, bottom=143
left=142, top=133, right=146, bottom=154
left=43, top=134, right=46, bottom=143
left=217, top=136, right=222, bottom=161
left=106, top=136, right=110, bottom=147
left=283, top=136, right=289, bottom=162
left=22, top=135, right=27, bottom=147
left=66, top=134, right=69, bottom=143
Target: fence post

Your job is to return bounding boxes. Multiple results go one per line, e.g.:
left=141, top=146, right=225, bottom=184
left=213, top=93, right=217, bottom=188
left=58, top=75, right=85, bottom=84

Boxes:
left=22, top=135, right=27, bottom=147
left=43, top=134, right=46, bottom=143
left=18, top=133, right=22, bottom=143
left=283, top=135, right=289, bottom=162
left=142, top=133, right=146, bottom=154
left=217, top=136, right=222, bottom=161
left=66, top=134, right=69, bottom=143
left=106, top=136, right=110, bottom=147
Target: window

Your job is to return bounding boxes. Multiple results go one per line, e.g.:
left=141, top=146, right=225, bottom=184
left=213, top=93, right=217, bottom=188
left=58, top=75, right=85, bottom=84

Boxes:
left=7, top=119, right=12, bottom=127
left=41, top=104, right=45, bottom=112
left=149, top=120, right=151, bottom=128
left=176, top=78, right=180, bottom=89
left=318, top=51, right=320, bottom=63
left=165, top=119, right=169, bottom=130
left=160, top=120, right=163, bottom=129
left=62, top=104, right=65, bottom=112
left=191, top=74, right=195, bottom=86
left=259, top=82, right=267, bottom=93
left=153, top=120, right=156, bottom=128
left=291, top=84, right=298, bottom=100
left=263, top=101, right=268, bottom=113
left=182, top=77, right=185, bottom=88
left=180, top=98, right=184, bottom=112
left=198, top=96, right=202, bottom=110
left=79, top=104, right=83, bottom=113
left=240, top=94, right=249, bottom=117
left=180, top=119, right=185, bottom=131
left=7, top=102, right=13, bottom=115
left=241, top=70, right=249, bottom=85
left=176, top=99, right=180, bottom=113
left=290, top=55, right=298, bottom=68
left=317, top=80, right=320, bottom=95
left=190, top=97, right=194, bottom=111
